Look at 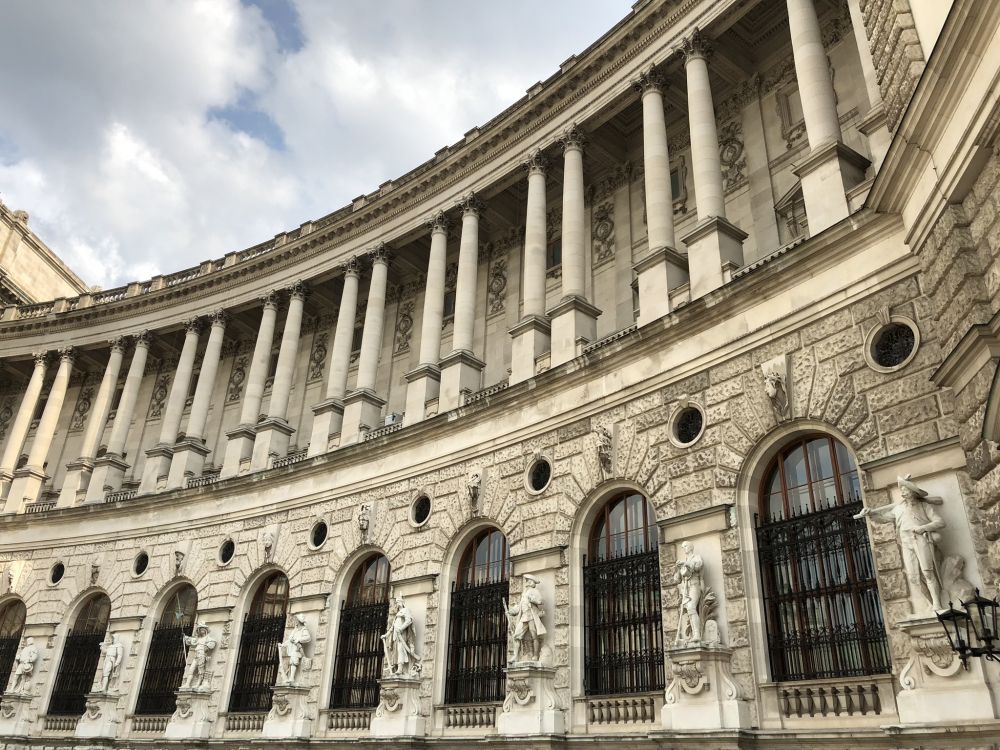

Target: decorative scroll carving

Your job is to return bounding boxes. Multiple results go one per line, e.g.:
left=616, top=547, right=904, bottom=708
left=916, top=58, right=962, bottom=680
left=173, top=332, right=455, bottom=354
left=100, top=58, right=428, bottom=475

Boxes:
left=308, top=332, right=328, bottom=381
left=503, top=678, right=535, bottom=712
left=592, top=201, right=615, bottom=264
left=488, top=256, right=508, bottom=315
left=70, top=373, right=95, bottom=430
left=395, top=300, right=414, bottom=354
left=525, top=149, right=548, bottom=175
left=719, top=120, right=746, bottom=193
left=147, top=365, right=173, bottom=420
left=227, top=354, right=249, bottom=403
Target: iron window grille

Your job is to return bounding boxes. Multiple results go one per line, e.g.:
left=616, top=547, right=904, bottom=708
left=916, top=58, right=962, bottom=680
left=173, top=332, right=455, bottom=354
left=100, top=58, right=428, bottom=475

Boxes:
left=134, top=619, right=194, bottom=715
left=0, top=600, right=26, bottom=694
left=228, top=573, right=288, bottom=713
left=445, top=576, right=509, bottom=704
left=48, top=627, right=107, bottom=715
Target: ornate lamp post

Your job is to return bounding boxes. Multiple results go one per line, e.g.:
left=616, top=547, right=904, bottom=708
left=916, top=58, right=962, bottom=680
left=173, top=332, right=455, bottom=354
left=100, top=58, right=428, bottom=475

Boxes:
left=938, top=589, right=1000, bottom=669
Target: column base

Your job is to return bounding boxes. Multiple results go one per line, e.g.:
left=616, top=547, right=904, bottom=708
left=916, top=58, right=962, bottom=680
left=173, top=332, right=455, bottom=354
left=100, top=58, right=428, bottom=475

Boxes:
left=221, top=424, right=257, bottom=478
left=661, top=645, right=749, bottom=730
left=166, top=438, right=211, bottom=489
left=85, top=453, right=129, bottom=504
left=370, top=676, right=425, bottom=738
left=404, top=364, right=441, bottom=424
left=548, top=295, right=601, bottom=367
left=262, top=685, right=312, bottom=739
left=0, top=692, right=37, bottom=736
left=509, top=315, right=551, bottom=385
left=308, top=399, right=345, bottom=457
left=681, top=217, right=748, bottom=300
left=251, top=418, right=296, bottom=471
left=138, top=444, right=174, bottom=495
left=497, top=663, right=563, bottom=735
left=4, top=466, right=47, bottom=514
left=340, top=390, right=387, bottom=447
left=164, top=688, right=214, bottom=740
left=792, top=139, right=870, bottom=235
left=57, top=458, right=95, bottom=508
left=633, top=246, right=688, bottom=327
left=75, top=691, right=121, bottom=739
left=439, top=350, right=485, bottom=411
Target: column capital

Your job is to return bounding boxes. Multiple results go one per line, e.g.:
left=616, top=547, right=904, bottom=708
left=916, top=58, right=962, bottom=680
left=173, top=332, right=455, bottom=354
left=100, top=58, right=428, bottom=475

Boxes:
left=427, top=210, right=450, bottom=236
left=184, top=317, right=205, bottom=335
left=369, top=242, right=392, bottom=266
left=260, top=289, right=280, bottom=310
left=209, top=308, right=229, bottom=327
left=108, top=336, right=127, bottom=353
left=342, top=256, right=361, bottom=278
left=58, top=346, right=76, bottom=363
left=560, top=124, right=585, bottom=153
left=633, top=64, right=666, bottom=94
left=32, top=351, right=49, bottom=367
left=458, top=191, right=484, bottom=217
left=680, top=27, right=713, bottom=63
left=525, top=149, right=548, bottom=176
left=287, top=280, right=309, bottom=301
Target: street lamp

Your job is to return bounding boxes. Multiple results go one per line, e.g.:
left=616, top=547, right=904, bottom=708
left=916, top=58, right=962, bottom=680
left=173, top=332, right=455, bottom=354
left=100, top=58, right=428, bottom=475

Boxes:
left=937, top=589, right=1000, bottom=669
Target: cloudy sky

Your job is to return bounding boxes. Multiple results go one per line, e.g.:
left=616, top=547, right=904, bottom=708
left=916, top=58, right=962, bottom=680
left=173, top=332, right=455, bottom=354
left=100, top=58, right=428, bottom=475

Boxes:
left=0, top=0, right=632, bottom=290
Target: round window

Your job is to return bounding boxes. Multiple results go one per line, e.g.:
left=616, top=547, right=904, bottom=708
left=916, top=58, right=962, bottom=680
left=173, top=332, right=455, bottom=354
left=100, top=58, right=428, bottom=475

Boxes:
left=310, top=520, right=328, bottom=549
left=526, top=457, right=552, bottom=493
left=133, top=552, right=149, bottom=576
left=410, top=496, right=432, bottom=527
left=219, top=539, right=236, bottom=565
left=50, top=562, right=65, bottom=585
left=672, top=406, right=705, bottom=446
left=870, top=321, right=918, bottom=370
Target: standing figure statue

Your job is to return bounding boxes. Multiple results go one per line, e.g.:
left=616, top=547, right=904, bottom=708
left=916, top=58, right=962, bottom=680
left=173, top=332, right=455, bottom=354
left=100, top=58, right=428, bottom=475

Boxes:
left=854, top=474, right=946, bottom=610
left=506, top=574, right=547, bottom=663
left=98, top=633, right=124, bottom=693
left=674, top=541, right=705, bottom=645
left=276, top=613, right=312, bottom=687
left=380, top=596, right=421, bottom=677
left=181, top=623, right=217, bottom=690
left=10, top=637, right=39, bottom=694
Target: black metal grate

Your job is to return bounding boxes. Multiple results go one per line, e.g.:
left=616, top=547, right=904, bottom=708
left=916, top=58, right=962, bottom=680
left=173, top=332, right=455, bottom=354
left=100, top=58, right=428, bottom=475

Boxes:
left=134, top=620, right=193, bottom=715
left=675, top=407, right=703, bottom=444
left=583, top=547, right=664, bottom=696
left=873, top=323, right=915, bottom=368
left=756, top=500, right=891, bottom=682
left=330, top=598, right=389, bottom=708
left=228, top=613, right=285, bottom=713
left=0, top=634, right=19, bottom=693
left=48, top=628, right=107, bottom=715
left=445, top=577, right=509, bottom=704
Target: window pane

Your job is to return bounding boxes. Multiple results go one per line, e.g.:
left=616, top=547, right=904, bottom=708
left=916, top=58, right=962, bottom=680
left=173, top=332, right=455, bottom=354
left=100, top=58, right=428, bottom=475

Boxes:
left=783, top=447, right=808, bottom=488
left=807, top=438, right=834, bottom=479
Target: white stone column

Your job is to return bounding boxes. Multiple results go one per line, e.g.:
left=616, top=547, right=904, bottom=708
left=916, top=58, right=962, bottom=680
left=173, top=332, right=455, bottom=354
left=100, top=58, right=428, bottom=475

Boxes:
left=86, top=332, right=151, bottom=502
left=138, top=319, right=202, bottom=494
left=308, top=259, right=359, bottom=456
left=341, top=245, right=390, bottom=445
left=6, top=347, right=74, bottom=511
left=509, top=151, right=552, bottom=384
left=404, top=212, right=448, bottom=423
left=439, top=193, right=486, bottom=410
left=679, top=29, right=747, bottom=299
left=847, top=0, right=891, bottom=170
left=550, top=125, right=601, bottom=367
left=251, top=281, right=307, bottom=469
left=57, top=337, right=126, bottom=506
left=169, top=309, right=227, bottom=487
left=633, top=66, right=688, bottom=327
left=0, top=352, right=47, bottom=497
left=221, top=291, right=279, bottom=476
left=787, top=0, right=869, bottom=234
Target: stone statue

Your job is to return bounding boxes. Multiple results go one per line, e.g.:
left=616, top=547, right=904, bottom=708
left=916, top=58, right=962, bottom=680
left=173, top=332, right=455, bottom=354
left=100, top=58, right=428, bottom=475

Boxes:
left=506, top=574, right=547, bottom=663
left=181, top=623, right=217, bottom=690
left=276, top=613, right=311, bottom=687
left=854, top=474, right=947, bottom=610
left=674, top=541, right=715, bottom=646
left=6, top=569, right=13, bottom=593
left=174, top=550, right=185, bottom=576
left=358, top=504, right=371, bottom=544
left=381, top=596, right=421, bottom=677
left=262, top=531, right=274, bottom=563
left=597, top=427, right=613, bottom=474
left=762, top=369, right=788, bottom=421
left=10, top=637, right=38, bottom=694
left=90, top=563, right=100, bottom=585
left=98, top=634, right=124, bottom=692
left=467, top=472, right=481, bottom=512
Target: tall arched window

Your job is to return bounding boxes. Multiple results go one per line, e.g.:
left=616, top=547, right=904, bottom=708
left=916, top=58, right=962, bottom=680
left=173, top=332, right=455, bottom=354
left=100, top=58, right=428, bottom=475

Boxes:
left=0, top=599, right=27, bottom=691
left=755, top=434, right=890, bottom=681
left=445, top=527, right=510, bottom=704
left=49, top=593, right=111, bottom=716
left=135, top=584, right=198, bottom=715
left=229, top=572, right=289, bottom=713
left=583, top=491, right=663, bottom=695
left=331, top=554, right=390, bottom=709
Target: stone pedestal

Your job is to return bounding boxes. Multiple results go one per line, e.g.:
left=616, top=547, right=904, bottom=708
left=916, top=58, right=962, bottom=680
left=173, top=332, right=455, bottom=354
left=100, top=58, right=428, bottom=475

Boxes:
left=370, top=675, right=424, bottom=738
left=661, top=645, right=749, bottom=730
left=681, top=217, right=747, bottom=300
left=75, top=691, right=121, bottom=738
left=404, top=364, right=441, bottom=424
left=250, top=417, right=295, bottom=470
left=166, top=438, right=210, bottom=489
left=509, top=315, right=551, bottom=385
left=549, top=296, right=600, bottom=367
left=221, top=424, right=257, bottom=477
left=5, top=466, right=47, bottom=512
left=85, top=453, right=129, bottom=503
left=439, top=350, right=485, bottom=411
left=262, top=685, right=312, bottom=739
left=792, top=140, right=870, bottom=235
left=497, top=663, right=563, bottom=735
left=857, top=103, right=891, bottom=172
left=138, top=443, right=174, bottom=494
left=307, top=399, right=345, bottom=456
left=164, top=688, right=214, bottom=739
left=633, top=247, right=688, bottom=327
left=0, top=693, right=37, bottom=736
left=340, top=389, right=386, bottom=447
left=57, top=458, right=94, bottom=507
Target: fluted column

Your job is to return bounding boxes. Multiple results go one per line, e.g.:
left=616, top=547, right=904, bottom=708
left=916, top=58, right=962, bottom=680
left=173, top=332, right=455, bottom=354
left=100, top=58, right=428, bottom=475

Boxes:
left=439, top=193, right=486, bottom=410
left=550, top=125, right=601, bottom=367
left=509, top=151, right=552, bottom=384
left=251, top=281, right=308, bottom=469
left=341, top=245, right=390, bottom=445
left=86, top=332, right=151, bottom=502
left=680, top=29, right=747, bottom=299
left=168, top=310, right=227, bottom=488
left=405, top=213, right=449, bottom=423
left=221, top=291, right=279, bottom=476
left=58, top=338, right=126, bottom=506
left=5, top=348, right=74, bottom=511
left=138, top=318, right=202, bottom=494
left=633, top=66, right=688, bottom=327
left=308, top=259, right=359, bottom=455
left=0, top=352, right=48, bottom=497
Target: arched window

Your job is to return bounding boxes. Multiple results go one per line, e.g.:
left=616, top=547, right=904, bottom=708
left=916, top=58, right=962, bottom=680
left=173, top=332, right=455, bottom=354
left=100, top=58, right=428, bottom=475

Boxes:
left=755, top=434, right=890, bottom=681
left=0, top=599, right=27, bottom=691
left=135, top=584, right=198, bottom=715
left=229, top=572, right=289, bottom=713
left=445, top=527, right=510, bottom=704
left=330, top=554, right=390, bottom=709
left=48, top=593, right=111, bottom=716
left=583, top=492, right=663, bottom=695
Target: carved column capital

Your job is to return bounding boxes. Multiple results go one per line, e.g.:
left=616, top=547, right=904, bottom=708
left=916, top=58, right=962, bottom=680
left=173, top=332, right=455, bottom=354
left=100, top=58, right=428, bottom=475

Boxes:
left=427, top=210, right=450, bottom=235
left=458, top=191, right=484, bottom=217
left=342, top=256, right=360, bottom=278
left=58, top=346, right=76, bottom=363
left=260, top=290, right=280, bottom=310
left=560, top=123, right=586, bottom=153
left=209, top=308, right=229, bottom=327
left=108, top=336, right=127, bottom=353
left=133, top=330, right=153, bottom=348
left=680, top=27, right=713, bottom=62
left=633, top=64, right=666, bottom=94
left=32, top=351, right=49, bottom=367
left=287, top=280, right=309, bottom=301
left=184, top=317, right=205, bottom=335
left=525, top=149, right=548, bottom=176
left=369, top=242, right=392, bottom=266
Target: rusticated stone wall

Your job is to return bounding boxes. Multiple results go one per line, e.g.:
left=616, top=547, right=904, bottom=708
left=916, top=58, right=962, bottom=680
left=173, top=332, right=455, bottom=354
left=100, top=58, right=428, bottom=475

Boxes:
left=859, top=0, right=926, bottom=130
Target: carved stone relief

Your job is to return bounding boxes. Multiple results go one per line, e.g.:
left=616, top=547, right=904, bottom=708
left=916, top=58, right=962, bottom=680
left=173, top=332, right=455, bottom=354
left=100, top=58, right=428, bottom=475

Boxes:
left=226, top=354, right=249, bottom=403
left=308, top=332, right=328, bottom=381
left=718, top=120, right=747, bottom=193
left=70, top=373, right=95, bottom=431
left=394, top=300, right=415, bottom=354
left=488, top=257, right=508, bottom=315
left=592, top=201, right=615, bottom=265
left=147, top=366, right=173, bottom=420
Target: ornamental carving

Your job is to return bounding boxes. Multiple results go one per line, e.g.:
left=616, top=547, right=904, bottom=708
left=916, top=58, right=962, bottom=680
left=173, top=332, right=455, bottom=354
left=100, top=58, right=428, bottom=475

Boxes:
left=525, top=149, right=548, bottom=175
left=84, top=699, right=102, bottom=719
left=0, top=700, right=14, bottom=720
left=588, top=161, right=631, bottom=204
left=308, top=332, right=328, bottom=381
left=376, top=687, right=401, bottom=714
left=718, top=120, right=746, bottom=193
left=592, top=201, right=615, bottom=264
left=488, top=257, right=507, bottom=315
left=633, top=64, right=665, bottom=94
left=174, top=697, right=193, bottom=719
left=0, top=397, right=14, bottom=440
left=147, top=367, right=173, bottom=419
left=69, top=375, right=95, bottom=430
left=395, top=300, right=415, bottom=354
left=502, top=678, right=534, bottom=712
left=226, top=355, right=249, bottom=403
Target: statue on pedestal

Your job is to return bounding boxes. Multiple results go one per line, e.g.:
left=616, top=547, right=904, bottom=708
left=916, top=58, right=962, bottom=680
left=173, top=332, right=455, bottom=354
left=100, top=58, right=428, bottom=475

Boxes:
left=674, top=542, right=718, bottom=646
left=381, top=596, right=421, bottom=677
left=506, top=574, right=547, bottom=663
left=277, top=614, right=311, bottom=687
left=98, top=634, right=124, bottom=693
left=10, top=637, right=38, bottom=694
left=181, top=623, right=217, bottom=690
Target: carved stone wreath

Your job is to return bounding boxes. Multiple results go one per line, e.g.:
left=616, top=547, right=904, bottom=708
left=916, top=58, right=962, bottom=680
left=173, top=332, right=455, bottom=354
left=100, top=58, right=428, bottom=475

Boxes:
left=174, top=697, right=193, bottom=719
left=84, top=700, right=102, bottom=720
left=0, top=700, right=15, bottom=720
left=488, top=258, right=507, bottom=315
left=502, top=678, right=535, bottom=712
left=377, top=687, right=401, bottom=714
left=272, top=694, right=292, bottom=717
